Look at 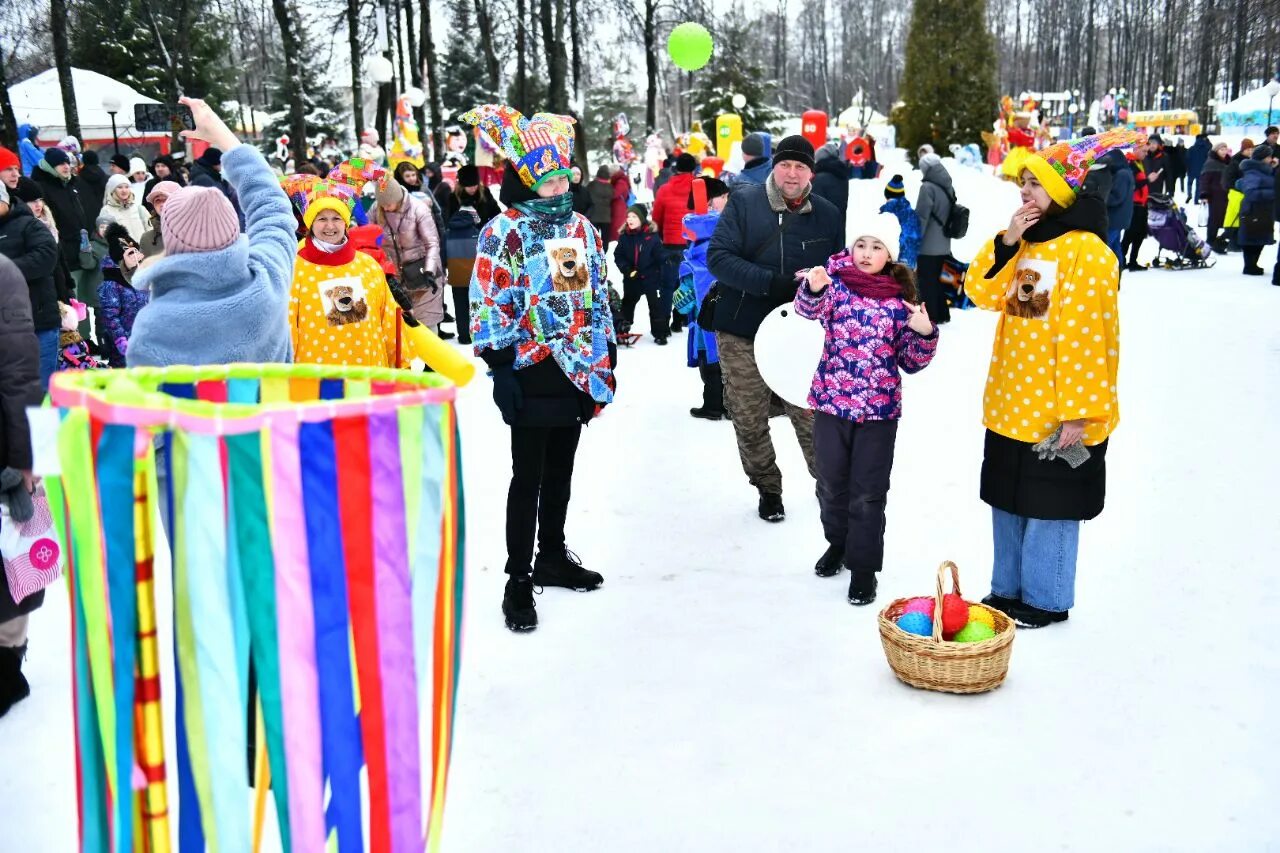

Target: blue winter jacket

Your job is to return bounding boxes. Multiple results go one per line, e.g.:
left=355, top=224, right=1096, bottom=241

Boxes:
left=127, top=145, right=298, bottom=366
left=1104, top=151, right=1136, bottom=232
left=731, top=157, right=772, bottom=187
left=17, top=124, right=41, bottom=176
left=1235, top=159, right=1276, bottom=247
left=1186, top=137, right=1211, bottom=181
left=679, top=210, right=720, bottom=366
left=879, top=197, right=922, bottom=269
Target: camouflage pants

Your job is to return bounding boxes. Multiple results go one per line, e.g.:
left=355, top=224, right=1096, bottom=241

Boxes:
left=716, top=331, right=816, bottom=496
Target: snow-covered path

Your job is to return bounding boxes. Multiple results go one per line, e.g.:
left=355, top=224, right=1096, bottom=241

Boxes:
left=3, top=175, right=1278, bottom=851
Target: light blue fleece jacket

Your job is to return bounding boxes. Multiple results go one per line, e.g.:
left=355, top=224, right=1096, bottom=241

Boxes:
left=127, top=144, right=297, bottom=367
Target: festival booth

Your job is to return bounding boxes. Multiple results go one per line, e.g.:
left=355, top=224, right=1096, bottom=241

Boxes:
left=1216, top=86, right=1279, bottom=137
left=39, top=363, right=466, bottom=853
left=1125, top=109, right=1202, bottom=137
left=835, top=98, right=895, bottom=148
left=7, top=68, right=173, bottom=158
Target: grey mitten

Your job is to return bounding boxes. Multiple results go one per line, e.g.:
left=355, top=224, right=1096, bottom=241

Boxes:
left=0, top=468, right=34, bottom=523
left=1032, top=426, right=1091, bottom=469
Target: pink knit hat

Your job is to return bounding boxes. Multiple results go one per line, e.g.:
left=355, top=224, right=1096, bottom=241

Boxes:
left=161, top=186, right=240, bottom=254
left=146, top=180, right=182, bottom=205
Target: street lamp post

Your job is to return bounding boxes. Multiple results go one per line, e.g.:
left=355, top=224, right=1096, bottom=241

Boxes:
left=1265, top=78, right=1280, bottom=128
left=102, top=94, right=122, bottom=155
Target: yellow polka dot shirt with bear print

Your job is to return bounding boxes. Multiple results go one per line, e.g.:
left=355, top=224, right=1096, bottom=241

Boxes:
left=967, top=230, right=1120, bottom=447
left=290, top=251, right=406, bottom=368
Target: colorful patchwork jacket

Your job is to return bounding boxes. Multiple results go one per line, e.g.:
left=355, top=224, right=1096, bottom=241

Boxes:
left=470, top=208, right=616, bottom=403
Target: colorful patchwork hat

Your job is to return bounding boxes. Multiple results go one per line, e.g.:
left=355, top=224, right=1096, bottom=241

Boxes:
left=461, top=104, right=575, bottom=189
left=279, top=173, right=321, bottom=214
left=301, top=179, right=359, bottom=229
left=1025, top=129, right=1147, bottom=208
left=327, top=157, right=387, bottom=194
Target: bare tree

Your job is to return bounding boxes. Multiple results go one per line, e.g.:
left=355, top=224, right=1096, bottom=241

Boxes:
left=347, top=0, right=365, bottom=139
left=271, top=0, right=308, bottom=163
left=49, top=0, right=81, bottom=141
left=418, top=0, right=444, bottom=156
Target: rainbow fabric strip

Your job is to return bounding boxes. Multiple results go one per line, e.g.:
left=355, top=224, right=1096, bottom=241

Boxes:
left=47, top=364, right=466, bottom=853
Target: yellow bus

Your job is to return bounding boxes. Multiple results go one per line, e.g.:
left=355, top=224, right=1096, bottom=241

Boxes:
left=1125, top=110, right=1202, bottom=136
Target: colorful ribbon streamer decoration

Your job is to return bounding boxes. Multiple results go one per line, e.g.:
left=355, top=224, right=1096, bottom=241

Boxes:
left=47, top=363, right=465, bottom=853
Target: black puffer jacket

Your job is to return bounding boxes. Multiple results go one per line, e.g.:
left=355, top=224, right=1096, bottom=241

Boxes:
left=810, top=150, right=852, bottom=219
left=31, top=162, right=90, bottom=268
left=706, top=180, right=845, bottom=339
left=0, top=200, right=61, bottom=332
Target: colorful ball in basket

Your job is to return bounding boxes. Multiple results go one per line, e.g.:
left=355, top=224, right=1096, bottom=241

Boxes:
left=668, top=22, right=714, bottom=71
left=941, top=592, right=969, bottom=635
left=953, top=621, right=997, bottom=643
left=903, top=596, right=934, bottom=616
left=968, top=605, right=996, bottom=630
left=895, top=611, right=933, bottom=637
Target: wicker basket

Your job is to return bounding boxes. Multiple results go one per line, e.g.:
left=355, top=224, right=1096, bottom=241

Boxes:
left=878, top=561, right=1016, bottom=694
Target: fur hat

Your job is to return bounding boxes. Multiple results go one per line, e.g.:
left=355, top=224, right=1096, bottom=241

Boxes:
left=457, top=164, right=480, bottom=186
left=463, top=104, right=575, bottom=189
left=884, top=174, right=906, bottom=198
left=772, top=135, right=815, bottom=170
left=104, top=222, right=140, bottom=265
left=160, top=185, right=241, bottom=254
left=675, top=153, right=698, bottom=173
left=848, top=212, right=901, bottom=261
left=0, top=147, right=19, bottom=172
left=1024, top=129, right=1147, bottom=208
left=1252, top=144, right=1274, bottom=161
left=741, top=132, right=771, bottom=159
left=44, top=147, right=70, bottom=168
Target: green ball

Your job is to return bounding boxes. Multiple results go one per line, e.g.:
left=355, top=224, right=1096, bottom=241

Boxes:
left=668, top=22, right=714, bottom=71
left=952, top=621, right=997, bottom=643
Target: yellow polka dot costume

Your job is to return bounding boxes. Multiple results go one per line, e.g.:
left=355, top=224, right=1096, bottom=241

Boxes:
left=968, top=233, right=1119, bottom=446
left=289, top=179, right=407, bottom=368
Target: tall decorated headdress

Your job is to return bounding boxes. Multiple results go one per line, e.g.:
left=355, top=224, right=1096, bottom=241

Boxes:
left=1025, top=129, right=1147, bottom=207
left=461, top=104, right=575, bottom=189
left=300, top=179, right=359, bottom=229
left=327, top=156, right=387, bottom=194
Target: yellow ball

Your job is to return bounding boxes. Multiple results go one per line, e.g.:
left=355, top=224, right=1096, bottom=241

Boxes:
left=968, top=605, right=996, bottom=629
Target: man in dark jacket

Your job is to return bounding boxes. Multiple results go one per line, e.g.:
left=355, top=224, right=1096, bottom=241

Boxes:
left=810, top=142, right=852, bottom=219
left=1185, top=134, right=1210, bottom=203
left=707, top=135, right=844, bottom=523
left=651, top=153, right=698, bottom=341
left=1143, top=135, right=1169, bottom=197
left=189, top=147, right=244, bottom=228
left=31, top=148, right=90, bottom=281
left=731, top=132, right=773, bottom=187
left=1103, top=150, right=1135, bottom=268
left=0, top=183, right=61, bottom=386
left=0, top=252, right=47, bottom=718
left=77, top=150, right=108, bottom=223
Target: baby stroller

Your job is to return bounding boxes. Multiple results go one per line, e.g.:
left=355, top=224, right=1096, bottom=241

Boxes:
left=1147, top=195, right=1214, bottom=270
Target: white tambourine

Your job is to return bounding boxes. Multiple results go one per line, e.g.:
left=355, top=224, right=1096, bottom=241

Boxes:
left=753, top=302, right=825, bottom=410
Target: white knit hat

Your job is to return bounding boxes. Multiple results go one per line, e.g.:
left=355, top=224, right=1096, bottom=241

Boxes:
left=129, top=156, right=149, bottom=177
left=848, top=212, right=902, bottom=261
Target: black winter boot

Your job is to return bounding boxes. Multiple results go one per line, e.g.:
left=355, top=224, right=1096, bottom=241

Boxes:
left=981, top=593, right=1020, bottom=616
left=0, top=644, right=31, bottom=718
left=758, top=492, right=785, bottom=522
left=1006, top=601, right=1069, bottom=629
left=502, top=576, right=539, bottom=632
left=847, top=572, right=878, bottom=606
left=814, top=544, right=844, bottom=577
left=689, top=406, right=725, bottom=421
left=533, top=549, right=603, bottom=591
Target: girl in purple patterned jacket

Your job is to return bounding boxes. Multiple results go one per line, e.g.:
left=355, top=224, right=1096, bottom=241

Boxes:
left=795, top=213, right=938, bottom=606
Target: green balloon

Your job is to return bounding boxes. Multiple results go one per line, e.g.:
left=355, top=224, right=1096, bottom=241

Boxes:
left=668, top=22, right=714, bottom=72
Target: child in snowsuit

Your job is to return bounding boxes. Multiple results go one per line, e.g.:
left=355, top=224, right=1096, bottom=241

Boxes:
left=97, top=222, right=149, bottom=367
left=795, top=213, right=939, bottom=606
left=612, top=204, right=666, bottom=342
left=878, top=174, right=921, bottom=269
left=674, top=177, right=731, bottom=419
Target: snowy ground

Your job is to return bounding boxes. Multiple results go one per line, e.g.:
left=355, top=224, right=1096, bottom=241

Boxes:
left=3, top=158, right=1278, bottom=851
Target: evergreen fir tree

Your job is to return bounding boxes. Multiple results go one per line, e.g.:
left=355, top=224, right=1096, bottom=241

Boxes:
left=898, top=0, right=998, bottom=154
left=585, top=52, right=646, bottom=162
left=68, top=0, right=234, bottom=106
left=686, top=18, right=786, bottom=133
left=437, top=0, right=498, bottom=120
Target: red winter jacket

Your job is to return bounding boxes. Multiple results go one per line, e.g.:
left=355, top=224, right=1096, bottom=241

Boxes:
left=651, top=172, right=695, bottom=245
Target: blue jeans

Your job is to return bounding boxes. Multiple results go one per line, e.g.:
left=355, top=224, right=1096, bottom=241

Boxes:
left=1106, top=229, right=1124, bottom=267
left=990, top=508, right=1079, bottom=612
left=36, top=328, right=59, bottom=388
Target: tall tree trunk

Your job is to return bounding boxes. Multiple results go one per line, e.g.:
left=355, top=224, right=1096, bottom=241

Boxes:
left=516, top=0, right=528, bottom=111
left=1230, top=0, right=1247, bottom=98
left=539, top=0, right=568, bottom=113
left=0, top=45, right=20, bottom=149
left=474, top=0, right=501, bottom=95
left=348, top=0, right=365, bottom=140
left=569, top=0, right=582, bottom=105
left=405, top=0, right=425, bottom=134
left=395, top=0, right=408, bottom=93
left=418, top=0, right=444, bottom=158
left=644, top=0, right=658, bottom=132
left=1084, top=0, right=1096, bottom=105
left=272, top=0, right=309, bottom=164
left=50, top=0, right=82, bottom=142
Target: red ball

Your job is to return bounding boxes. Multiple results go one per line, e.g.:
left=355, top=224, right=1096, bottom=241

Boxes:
left=941, top=593, right=969, bottom=635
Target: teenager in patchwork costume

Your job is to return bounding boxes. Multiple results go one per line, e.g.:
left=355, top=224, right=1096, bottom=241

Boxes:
left=289, top=177, right=407, bottom=367
left=967, top=129, right=1141, bottom=629
left=463, top=103, right=618, bottom=633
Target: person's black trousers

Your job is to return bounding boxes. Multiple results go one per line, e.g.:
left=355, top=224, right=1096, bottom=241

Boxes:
left=915, top=255, right=950, bottom=323
left=506, top=424, right=583, bottom=575
left=1242, top=245, right=1264, bottom=272
left=622, top=281, right=665, bottom=334
left=813, top=413, right=899, bottom=577
left=1123, top=205, right=1148, bottom=266
left=450, top=286, right=472, bottom=344
left=660, top=249, right=682, bottom=335
left=698, top=353, right=725, bottom=414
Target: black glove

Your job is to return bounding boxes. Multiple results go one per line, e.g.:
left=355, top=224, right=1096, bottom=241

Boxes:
left=385, top=275, right=421, bottom=327
left=423, top=269, right=439, bottom=293
left=769, top=273, right=798, bottom=304
left=491, top=364, right=523, bottom=426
